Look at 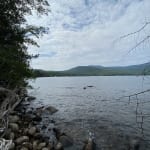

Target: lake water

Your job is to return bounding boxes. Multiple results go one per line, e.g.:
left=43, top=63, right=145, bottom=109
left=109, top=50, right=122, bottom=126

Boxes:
left=28, top=76, right=150, bottom=150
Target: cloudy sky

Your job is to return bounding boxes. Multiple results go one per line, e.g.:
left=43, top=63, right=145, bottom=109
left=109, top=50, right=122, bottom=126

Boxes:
left=27, top=0, right=150, bottom=71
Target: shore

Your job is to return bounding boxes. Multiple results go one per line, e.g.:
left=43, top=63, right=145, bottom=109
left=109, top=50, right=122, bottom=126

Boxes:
left=1, top=94, right=78, bottom=150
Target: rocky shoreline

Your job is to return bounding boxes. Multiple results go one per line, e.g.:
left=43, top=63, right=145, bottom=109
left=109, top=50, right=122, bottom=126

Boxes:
left=2, top=95, right=76, bottom=150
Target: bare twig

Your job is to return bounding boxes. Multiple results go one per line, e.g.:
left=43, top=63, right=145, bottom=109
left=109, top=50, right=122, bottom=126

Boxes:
left=116, top=89, right=150, bottom=101
left=127, top=35, right=150, bottom=54
left=120, top=21, right=150, bottom=39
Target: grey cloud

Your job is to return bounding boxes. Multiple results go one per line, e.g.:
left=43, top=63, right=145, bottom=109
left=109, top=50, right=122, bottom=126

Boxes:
left=27, top=0, right=150, bottom=70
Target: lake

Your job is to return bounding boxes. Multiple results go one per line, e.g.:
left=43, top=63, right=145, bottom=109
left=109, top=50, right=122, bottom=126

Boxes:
left=28, top=76, right=150, bottom=150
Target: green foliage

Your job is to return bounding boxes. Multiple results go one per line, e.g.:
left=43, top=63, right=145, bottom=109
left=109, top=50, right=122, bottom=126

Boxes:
left=0, top=0, right=49, bottom=89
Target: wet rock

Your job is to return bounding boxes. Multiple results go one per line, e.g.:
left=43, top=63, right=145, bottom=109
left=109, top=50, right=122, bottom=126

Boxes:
left=9, top=142, right=15, bottom=150
left=59, top=135, right=73, bottom=147
left=27, top=96, right=36, bottom=101
left=129, top=139, right=140, bottom=150
left=9, top=123, right=19, bottom=132
left=41, top=125, right=47, bottom=130
left=4, top=128, right=12, bottom=139
left=23, top=128, right=29, bottom=135
left=55, top=142, right=64, bottom=150
left=20, top=147, right=29, bottom=150
left=42, top=147, right=49, bottom=150
left=35, top=106, right=44, bottom=115
left=9, top=132, right=15, bottom=140
left=28, top=126, right=37, bottom=136
left=15, top=136, right=29, bottom=144
left=83, top=87, right=87, bottom=90
left=33, top=115, right=42, bottom=122
left=32, top=141, right=38, bottom=150
left=82, top=139, right=96, bottom=150
left=44, top=106, right=58, bottom=114
left=87, top=85, right=94, bottom=88
left=37, top=142, right=47, bottom=150
left=22, top=142, right=32, bottom=149
left=34, top=133, right=43, bottom=139
left=47, top=143, right=53, bottom=149
left=9, top=115, right=20, bottom=123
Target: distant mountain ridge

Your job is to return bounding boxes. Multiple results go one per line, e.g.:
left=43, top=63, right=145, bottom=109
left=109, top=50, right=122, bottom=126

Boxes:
left=33, top=62, right=150, bottom=77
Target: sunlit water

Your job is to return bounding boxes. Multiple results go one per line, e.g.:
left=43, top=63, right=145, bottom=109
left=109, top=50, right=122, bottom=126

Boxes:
left=28, top=76, right=150, bottom=150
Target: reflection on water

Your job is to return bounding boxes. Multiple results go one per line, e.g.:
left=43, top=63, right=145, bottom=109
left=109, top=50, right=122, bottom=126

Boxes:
left=29, top=76, right=150, bottom=149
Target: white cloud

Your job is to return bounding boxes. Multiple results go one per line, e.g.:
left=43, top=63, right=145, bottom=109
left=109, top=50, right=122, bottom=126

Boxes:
left=27, top=0, right=150, bottom=70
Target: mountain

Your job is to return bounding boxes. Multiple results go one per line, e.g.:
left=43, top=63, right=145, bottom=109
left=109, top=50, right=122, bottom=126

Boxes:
left=33, top=62, right=150, bottom=77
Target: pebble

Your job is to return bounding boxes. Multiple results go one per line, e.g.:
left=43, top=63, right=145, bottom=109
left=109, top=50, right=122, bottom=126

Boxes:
left=28, top=126, right=37, bottom=136
left=9, top=123, right=19, bottom=132
left=9, top=115, right=20, bottom=123
left=38, top=142, right=47, bottom=150
left=59, top=135, right=73, bottom=147
left=15, top=136, right=29, bottom=144
left=20, top=147, right=29, bottom=150
left=55, top=142, right=64, bottom=150
left=42, top=148, right=49, bottom=150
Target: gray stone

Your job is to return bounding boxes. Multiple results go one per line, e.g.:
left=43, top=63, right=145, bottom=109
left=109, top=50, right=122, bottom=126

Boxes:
left=59, top=135, right=73, bottom=147
left=28, top=126, right=37, bottom=136
left=9, top=123, right=19, bottom=132
left=44, top=106, right=58, bottom=114
left=82, top=139, right=96, bottom=150
left=9, top=115, right=20, bottom=123
left=9, top=132, right=15, bottom=140
left=55, top=142, right=63, bottom=150
left=32, top=140, right=38, bottom=150
left=22, top=142, right=32, bottom=149
left=27, top=96, right=36, bottom=101
left=9, top=142, right=15, bottom=150
left=15, top=136, right=29, bottom=144
left=42, top=148, right=49, bottom=150
left=20, top=147, right=29, bottom=150
left=37, top=142, right=47, bottom=150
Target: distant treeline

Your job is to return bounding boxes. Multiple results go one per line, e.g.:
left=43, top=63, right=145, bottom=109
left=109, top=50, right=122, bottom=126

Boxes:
left=33, top=62, right=150, bottom=77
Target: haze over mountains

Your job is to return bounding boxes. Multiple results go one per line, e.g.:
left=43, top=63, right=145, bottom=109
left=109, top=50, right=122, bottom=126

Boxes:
left=34, top=62, right=150, bottom=77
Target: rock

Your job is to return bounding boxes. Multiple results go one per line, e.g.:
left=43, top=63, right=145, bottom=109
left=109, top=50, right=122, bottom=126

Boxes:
left=59, top=135, right=73, bottom=147
left=15, top=136, right=29, bottom=145
left=9, top=142, right=15, bottom=150
left=4, top=128, right=12, bottom=139
left=9, top=115, right=20, bottom=123
left=41, top=125, right=47, bottom=130
left=33, top=141, right=38, bottom=150
left=42, top=148, right=49, bottom=150
left=20, top=147, right=29, bottom=150
left=83, top=87, right=86, bottom=90
left=28, top=126, right=37, bottom=136
left=22, top=142, right=32, bottom=149
left=9, top=132, right=15, bottom=140
left=44, top=106, right=58, bottom=114
left=23, top=128, right=29, bottom=135
left=47, top=143, right=53, bottom=149
left=87, top=85, right=94, bottom=88
left=27, top=96, right=36, bottom=101
left=9, top=123, right=19, bottom=132
left=34, top=133, right=43, bottom=139
left=55, top=142, right=64, bottom=150
left=33, top=115, right=42, bottom=122
left=82, top=139, right=96, bottom=150
left=37, top=142, right=47, bottom=150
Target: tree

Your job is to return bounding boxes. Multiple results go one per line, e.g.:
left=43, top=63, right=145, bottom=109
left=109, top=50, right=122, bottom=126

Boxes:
left=0, top=0, right=49, bottom=89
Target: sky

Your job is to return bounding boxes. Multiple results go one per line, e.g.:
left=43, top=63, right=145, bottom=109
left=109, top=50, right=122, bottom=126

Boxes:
left=27, top=0, right=150, bottom=71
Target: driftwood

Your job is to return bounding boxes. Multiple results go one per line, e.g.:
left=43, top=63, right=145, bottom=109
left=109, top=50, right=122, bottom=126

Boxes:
left=0, top=87, right=25, bottom=137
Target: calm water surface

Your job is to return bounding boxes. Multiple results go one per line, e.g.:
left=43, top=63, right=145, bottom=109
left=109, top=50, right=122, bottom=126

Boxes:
left=28, top=76, right=150, bottom=150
